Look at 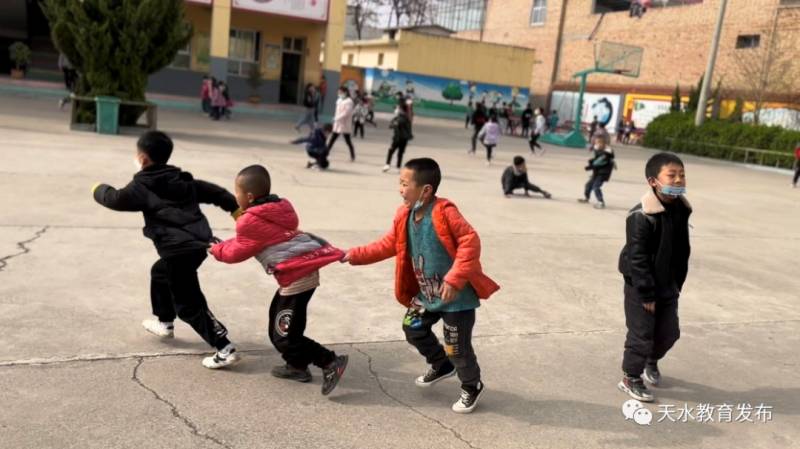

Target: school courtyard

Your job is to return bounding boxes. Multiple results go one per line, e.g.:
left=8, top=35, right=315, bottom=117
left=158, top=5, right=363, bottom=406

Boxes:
left=0, top=89, right=798, bottom=449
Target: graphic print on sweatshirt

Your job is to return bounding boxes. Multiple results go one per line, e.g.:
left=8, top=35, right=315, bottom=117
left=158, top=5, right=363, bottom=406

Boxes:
left=412, top=254, right=443, bottom=304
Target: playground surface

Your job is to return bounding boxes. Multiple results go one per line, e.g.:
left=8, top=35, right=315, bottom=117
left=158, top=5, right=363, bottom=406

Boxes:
left=0, top=90, right=798, bottom=449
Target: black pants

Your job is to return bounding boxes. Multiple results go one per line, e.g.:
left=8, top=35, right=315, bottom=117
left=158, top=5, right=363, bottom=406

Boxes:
left=150, top=251, right=230, bottom=350
left=354, top=122, right=365, bottom=139
left=505, top=179, right=544, bottom=195
left=483, top=143, right=495, bottom=161
left=470, top=127, right=481, bottom=153
left=328, top=132, right=355, bottom=160
left=529, top=133, right=542, bottom=152
left=268, top=288, right=336, bottom=370
left=793, top=161, right=800, bottom=185
left=522, top=123, right=530, bottom=137
left=622, top=283, right=680, bottom=376
left=403, top=308, right=480, bottom=388
left=584, top=174, right=606, bottom=203
left=387, top=139, right=408, bottom=168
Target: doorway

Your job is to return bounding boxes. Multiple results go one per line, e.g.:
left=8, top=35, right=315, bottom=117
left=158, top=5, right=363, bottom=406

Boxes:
left=279, top=37, right=304, bottom=104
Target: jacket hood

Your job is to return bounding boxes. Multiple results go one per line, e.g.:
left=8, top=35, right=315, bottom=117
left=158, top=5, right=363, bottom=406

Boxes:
left=245, top=197, right=299, bottom=231
left=134, top=165, right=194, bottom=202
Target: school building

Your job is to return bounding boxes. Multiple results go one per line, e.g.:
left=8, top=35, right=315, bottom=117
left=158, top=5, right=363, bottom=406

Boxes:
left=446, top=0, right=800, bottom=130
left=0, top=0, right=348, bottom=112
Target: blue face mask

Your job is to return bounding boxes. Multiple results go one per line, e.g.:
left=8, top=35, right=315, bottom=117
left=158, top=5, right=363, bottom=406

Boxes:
left=656, top=180, right=686, bottom=198
left=412, top=188, right=429, bottom=212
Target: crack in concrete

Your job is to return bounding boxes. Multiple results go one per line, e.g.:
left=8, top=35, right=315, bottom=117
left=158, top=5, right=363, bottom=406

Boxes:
left=0, top=226, right=48, bottom=273
left=352, top=346, right=481, bottom=449
left=131, top=357, right=233, bottom=449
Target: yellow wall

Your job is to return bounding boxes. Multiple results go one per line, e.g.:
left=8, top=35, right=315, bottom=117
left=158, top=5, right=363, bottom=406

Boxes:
left=184, top=3, right=211, bottom=72
left=342, top=31, right=535, bottom=89
left=322, top=0, right=346, bottom=72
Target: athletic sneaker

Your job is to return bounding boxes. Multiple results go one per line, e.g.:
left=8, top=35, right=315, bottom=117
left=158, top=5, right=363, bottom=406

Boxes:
left=382, top=164, right=391, bottom=173
left=141, top=319, right=174, bottom=338
left=202, top=344, right=241, bottom=369
left=577, top=198, right=590, bottom=204
left=594, top=202, right=606, bottom=209
left=543, top=192, right=553, bottom=199
left=415, top=361, right=456, bottom=388
left=452, top=381, right=485, bottom=414
left=618, top=375, right=654, bottom=402
left=321, top=354, right=348, bottom=395
left=643, top=361, right=661, bottom=387
left=271, top=364, right=312, bottom=383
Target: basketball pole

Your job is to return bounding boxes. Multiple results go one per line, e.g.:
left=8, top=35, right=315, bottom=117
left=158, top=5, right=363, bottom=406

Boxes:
left=695, top=0, right=729, bottom=127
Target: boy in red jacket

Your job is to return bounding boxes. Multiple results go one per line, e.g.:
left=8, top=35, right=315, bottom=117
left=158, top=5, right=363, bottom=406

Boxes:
left=343, top=158, right=499, bottom=413
left=209, top=165, right=348, bottom=396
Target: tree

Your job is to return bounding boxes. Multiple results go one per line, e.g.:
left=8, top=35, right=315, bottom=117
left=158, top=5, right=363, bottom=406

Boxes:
left=729, top=97, right=744, bottom=123
left=687, top=75, right=703, bottom=113
left=441, top=82, right=463, bottom=104
left=42, top=0, right=192, bottom=125
left=383, top=0, right=437, bottom=28
left=349, top=0, right=378, bottom=40
left=670, top=84, right=681, bottom=113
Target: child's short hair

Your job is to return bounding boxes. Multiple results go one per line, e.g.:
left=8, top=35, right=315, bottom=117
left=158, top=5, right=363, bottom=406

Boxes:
left=513, top=156, right=525, bottom=166
left=323, top=123, right=333, bottom=132
left=645, top=152, right=684, bottom=179
left=237, top=164, right=271, bottom=197
left=137, top=131, right=173, bottom=164
left=404, top=158, right=441, bottom=194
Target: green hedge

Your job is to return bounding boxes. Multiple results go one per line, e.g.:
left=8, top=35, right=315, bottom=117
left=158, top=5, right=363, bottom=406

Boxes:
left=642, top=113, right=800, bottom=168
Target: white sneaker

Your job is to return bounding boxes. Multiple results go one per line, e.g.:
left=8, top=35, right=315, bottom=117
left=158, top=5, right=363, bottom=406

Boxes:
left=142, top=319, right=174, bottom=338
left=452, top=381, right=485, bottom=414
left=202, top=344, right=241, bottom=369
left=382, top=164, right=391, bottom=173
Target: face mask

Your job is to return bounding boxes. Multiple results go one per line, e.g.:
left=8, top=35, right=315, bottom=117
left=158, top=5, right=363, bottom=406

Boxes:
left=338, top=94, right=346, bottom=100
left=655, top=180, right=686, bottom=198
left=412, top=189, right=428, bottom=212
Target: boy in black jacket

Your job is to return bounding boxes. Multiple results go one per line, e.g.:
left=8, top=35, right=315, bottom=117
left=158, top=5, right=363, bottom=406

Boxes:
left=617, top=152, right=691, bottom=402
left=501, top=156, right=552, bottom=199
left=578, top=136, right=615, bottom=209
left=92, top=131, right=242, bottom=369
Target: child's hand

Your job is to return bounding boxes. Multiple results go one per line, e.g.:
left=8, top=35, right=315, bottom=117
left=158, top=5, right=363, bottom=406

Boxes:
left=642, top=301, right=656, bottom=314
left=231, top=208, right=244, bottom=221
left=439, top=282, right=460, bottom=303
left=340, top=251, right=352, bottom=264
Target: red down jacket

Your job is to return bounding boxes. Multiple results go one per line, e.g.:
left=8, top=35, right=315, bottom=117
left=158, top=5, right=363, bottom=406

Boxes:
left=209, top=197, right=344, bottom=287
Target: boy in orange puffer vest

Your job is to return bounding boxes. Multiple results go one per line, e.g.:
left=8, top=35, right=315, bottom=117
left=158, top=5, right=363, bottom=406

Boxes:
left=343, top=158, right=499, bottom=414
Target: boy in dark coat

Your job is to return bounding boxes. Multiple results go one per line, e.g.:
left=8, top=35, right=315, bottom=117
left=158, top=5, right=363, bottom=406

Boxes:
left=617, top=152, right=691, bottom=402
left=92, top=131, right=241, bottom=369
left=578, top=136, right=615, bottom=209
left=501, top=156, right=552, bottom=199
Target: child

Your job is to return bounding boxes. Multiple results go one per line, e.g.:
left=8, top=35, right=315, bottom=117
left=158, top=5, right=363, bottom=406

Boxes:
left=293, top=123, right=333, bottom=170
left=220, top=81, right=233, bottom=120
left=383, top=102, right=413, bottom=173
left=520, top=103, right=533, bottom=137
left=529, top=108, right=547, bottom=156
left=353, top=98, right=367, bottom=139
left=469, top=103, right=488, bottom=155
left=344, top=158, right=500, bottom=414
left=477, top=114, right=501, bottom=165
left=578, top=135, right=615, bottom=209
left=792, top=142, right=799, bottom=188
left=92, top=131, right=241, bottom=369
left=502, top=156, right=552, bottom=199
left=617, top=152, right=691, bottom=402
left=200, top=75, right=211, bottom=115
left=210, top=80, right=226, bottom=121
left=327, top=86, right=356, bottom=162
left=209, top=165, right=348, bottom=395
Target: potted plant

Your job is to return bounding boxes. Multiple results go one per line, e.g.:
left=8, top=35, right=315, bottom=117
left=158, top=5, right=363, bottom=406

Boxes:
left=247, top=63, right=263, bottom=104
left=8, top=42, right=31, bottom=79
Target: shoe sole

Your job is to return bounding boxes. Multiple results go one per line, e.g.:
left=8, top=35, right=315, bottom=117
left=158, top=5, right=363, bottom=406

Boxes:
left=452, top=386, right=485, bottom=414
left=202, top=352, right=241, bottom=370
left=321, top=355, right=348, bottom=396
left=617, top=381, right=654, bottom=402
left=271, top=372, right=312, bottom=383
left=142, top=324, right=174, bottom=339
left=415, top=368, right=457, bottom=388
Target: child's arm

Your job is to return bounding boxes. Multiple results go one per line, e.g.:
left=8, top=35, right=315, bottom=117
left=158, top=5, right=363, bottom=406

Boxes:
left=347, top=224, right=398, bottom=265
left=92, top=181, right=147, bottom=212
left=194, top=180, right=238, bottom=213
left=441, top=204, right=481, bottom=290
left=625, top=212, right=656, bottom=301
left=291, top=136, right=312, bottom=145
left=209, top=217, right=264, bottom=264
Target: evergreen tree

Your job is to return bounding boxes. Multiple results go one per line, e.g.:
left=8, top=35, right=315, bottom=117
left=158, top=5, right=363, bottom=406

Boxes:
left=42, top=0, right=192, bottom=125
left=687, top=75, right=704, bottom=113
left=670, top=84, right=681, bottom=113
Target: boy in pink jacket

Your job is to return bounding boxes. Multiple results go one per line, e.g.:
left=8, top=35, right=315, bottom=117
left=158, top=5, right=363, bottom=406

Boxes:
left=209, top=165, right=348, bottom=395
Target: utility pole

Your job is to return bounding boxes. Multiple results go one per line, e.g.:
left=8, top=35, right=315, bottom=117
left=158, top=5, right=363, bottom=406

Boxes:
left=695, top=0, right=729, bottom=126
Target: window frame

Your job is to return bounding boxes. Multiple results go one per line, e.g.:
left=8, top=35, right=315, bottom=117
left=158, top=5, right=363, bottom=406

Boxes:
left=530, top=0, right=547, bottom=26
left=228, top=28, right=261, bottom=77
left=735, top=34, right=761, bottom=49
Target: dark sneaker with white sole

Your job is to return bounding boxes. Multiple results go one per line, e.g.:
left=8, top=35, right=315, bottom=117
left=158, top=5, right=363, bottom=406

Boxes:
left=618, top=375, right=654, bottom=402
left=643, top=362, right=661, bottom=387
left=321, top=355, right=348, bottom=396
left=415, top=361, right=456, bottom=387
left=452, top=381, right=485, bottom=414
left=271, top=364, right=312, bottom=383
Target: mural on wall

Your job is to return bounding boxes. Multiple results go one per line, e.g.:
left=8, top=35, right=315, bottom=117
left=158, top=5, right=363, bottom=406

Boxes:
left=232, top=0, right=329, bottom=21
left=364, top=68, right=530, bottom=115
left=551, top=91, right=623, bottom=133
left=743, top=108, right=800, bottom=131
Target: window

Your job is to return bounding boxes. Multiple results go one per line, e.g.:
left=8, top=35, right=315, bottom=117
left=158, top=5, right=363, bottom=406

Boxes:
left=736, top=34, right=760, bottom=49
left=282, top=37, right=304, bottom=53
left=530, top=0, right=547, bottom=25
left=433, top=0, right=487, bottom=32
left=347, top=54, right=354, bottom=65
left=780, top=0, right=800, bottom=5
left=170, top=41, right=191, bottom=69
left=228, top=29, right=260, bottom=76
left=378, top=53, right=384, bottom=66
left=592, top=0, right=703, bottom=14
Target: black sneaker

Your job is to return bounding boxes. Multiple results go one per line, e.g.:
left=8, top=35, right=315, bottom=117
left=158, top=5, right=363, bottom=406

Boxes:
left=415, top=361, right=456, bottom=388
left=271, top=364, right=312, bottom=383
left=452, top=381, right=485, bottom=414
left=643, top=361, right=661, bottom=387
left=321, top=355, right=348, bottom=396
left=618, top=375, right=654, bottom=402
left=543, top=192, right=553, bottom=199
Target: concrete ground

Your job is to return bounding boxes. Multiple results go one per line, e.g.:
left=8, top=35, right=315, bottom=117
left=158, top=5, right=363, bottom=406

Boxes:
left=0, top=90, right=798, bottom=449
